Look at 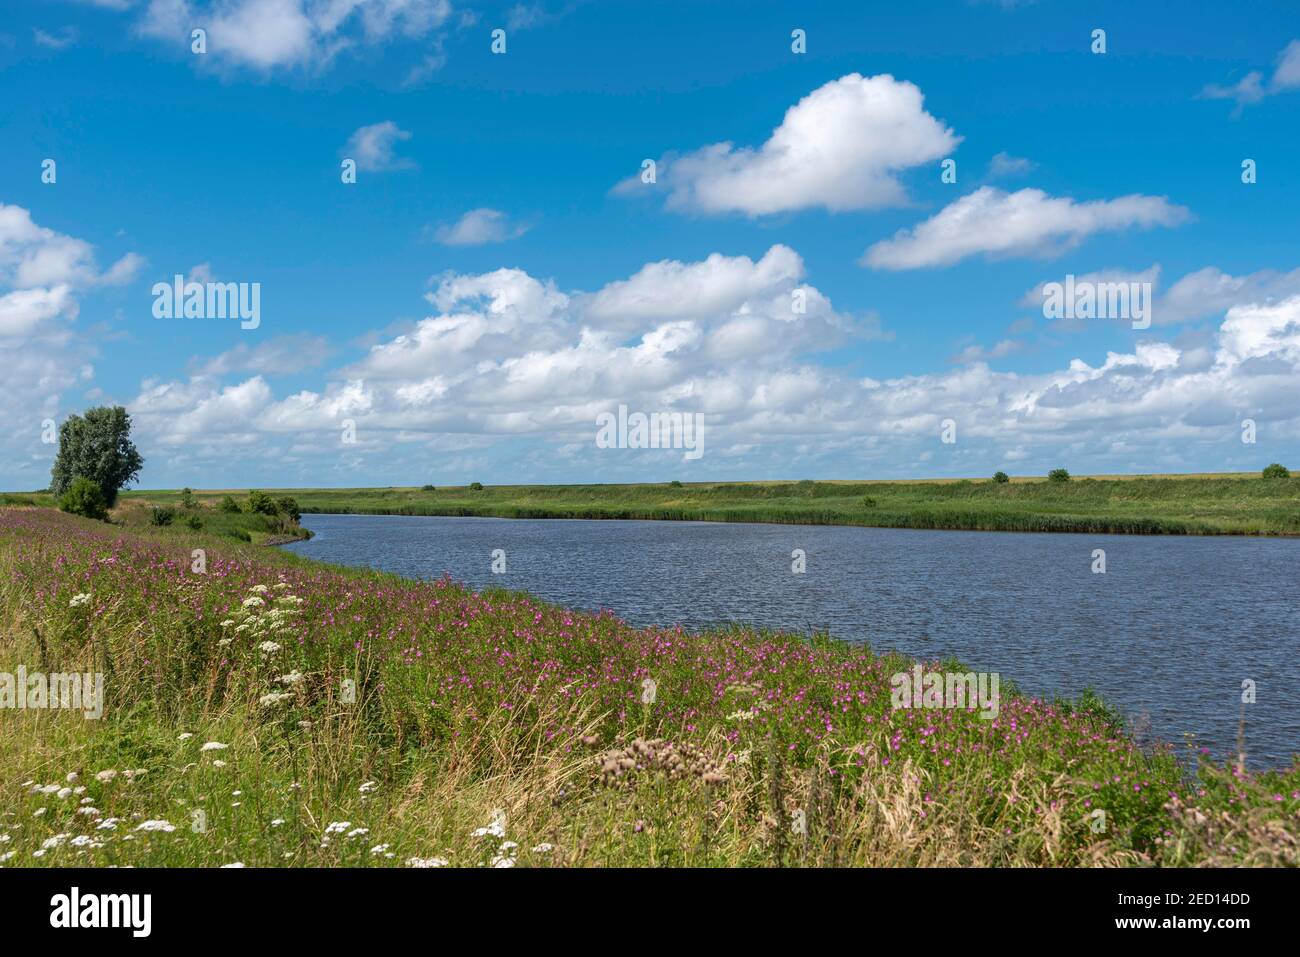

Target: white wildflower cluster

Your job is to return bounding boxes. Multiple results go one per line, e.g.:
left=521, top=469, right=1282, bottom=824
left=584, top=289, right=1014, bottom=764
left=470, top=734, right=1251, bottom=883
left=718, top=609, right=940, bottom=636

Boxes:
left=319, top=819, right=369, bottom=849
left=135, top=820, right=177, bottom=833
left=33, top=827, right=108, bottom=859
left=492, top=842, right=518, bottom=867
left=21, top=790, right=171, bottom=860
left=220, top=584, right=314, bottom=716
left=188, top=741, right=233, bottom=769
left=222, top=584, right=305, bottom=646
left=320, top=820, right=351, bottom=846
left=28, top=779, right=113, bottom=800
left=471, top=811, right=516, bottom=868
left=69, top=593, right=91, bottom=608
left=471, top=820, right=505, bottom=839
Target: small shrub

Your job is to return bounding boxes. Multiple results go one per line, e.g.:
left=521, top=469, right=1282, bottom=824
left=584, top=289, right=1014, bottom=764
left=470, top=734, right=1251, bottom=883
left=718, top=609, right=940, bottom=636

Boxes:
left=992, top=471, right=1009, bottom=484
left=58, top=476, right=108, bottom=521
left=185, top=515, right=203, bottom=530
left=469, top=482, right=484, bottom=491
left=219, top=495, right=241, bottom=513
left=149, top=506, right=176, bottom=526
left=275, top=496, right=301, bottom=523
left=179, top=487, right=197, bottom=509
left=246, top=490, right=278, bottom=515
left=1047, top=468, right=1070, bottom=483
left=861, top=496, right=877, bottom=508
left=1262, top=463, right=1290, bottom=479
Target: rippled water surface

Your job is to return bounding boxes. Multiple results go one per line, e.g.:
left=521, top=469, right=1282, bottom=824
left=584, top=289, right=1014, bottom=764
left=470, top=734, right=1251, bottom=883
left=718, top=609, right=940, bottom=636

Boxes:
left=285, top=513, right=1300, bottom=767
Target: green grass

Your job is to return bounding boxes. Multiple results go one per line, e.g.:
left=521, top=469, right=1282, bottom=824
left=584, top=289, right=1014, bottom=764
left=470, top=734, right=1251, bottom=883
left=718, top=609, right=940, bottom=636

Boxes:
left=148, top=506, right=310, bottom=544
left=120, top=472, right=1300, bottom=535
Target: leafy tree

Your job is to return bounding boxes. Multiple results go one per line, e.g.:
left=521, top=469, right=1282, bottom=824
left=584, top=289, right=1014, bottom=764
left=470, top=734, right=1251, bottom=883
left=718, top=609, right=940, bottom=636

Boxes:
left=469, top=482, right=484, bottom=491
left=421, top=484, right=436, bottom=492
left=992, top=471, right=1009, bottom=484
left=179, top=487, right=197, bottom=509
left=49, top=406, right=144, bottom=507
left=1262, top=463, right=1290, bottom=479
left=275, top=496, right=301, bottom=522
left=219, top=495, right=241, bottom=514
left=58, top=476, right=108, bottom=521
left=669, top=480, right=683, bottom=488
left=1048, top=468, right=1071, bottom=483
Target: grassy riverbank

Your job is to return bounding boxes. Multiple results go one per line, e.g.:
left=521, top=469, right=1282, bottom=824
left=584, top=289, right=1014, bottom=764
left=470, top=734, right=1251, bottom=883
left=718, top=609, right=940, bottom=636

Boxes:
left=2, top=506, right=1297, bottom=868
left=2, top=490, right=311, bottom=545
left=119, top=472, right=1300, bottom=535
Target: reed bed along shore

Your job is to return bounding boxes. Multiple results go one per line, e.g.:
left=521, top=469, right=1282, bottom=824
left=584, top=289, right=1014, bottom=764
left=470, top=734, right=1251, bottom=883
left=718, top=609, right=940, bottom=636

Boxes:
left=122, top=473, right=1300, bottom=536
left=1, top=506, right=1296, bottom=868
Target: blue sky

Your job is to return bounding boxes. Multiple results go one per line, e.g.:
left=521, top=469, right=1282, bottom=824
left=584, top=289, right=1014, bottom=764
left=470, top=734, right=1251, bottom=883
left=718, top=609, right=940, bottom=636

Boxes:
left=2, top=0, right=1299, bottom=489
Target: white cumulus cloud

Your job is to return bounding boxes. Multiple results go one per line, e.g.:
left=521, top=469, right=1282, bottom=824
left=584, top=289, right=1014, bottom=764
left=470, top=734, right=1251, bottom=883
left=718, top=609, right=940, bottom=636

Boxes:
left=0, top=203, right=141, bottom=485
left=1201, top=38, right=1300, bottom=111
left=137, top=0, right=452, bottom=72
left=432, top=209, right=530, bottom=246
left=862, top=187, right=1190, bottom=270
left=342, top=121, right=414, bottom=171
left=121, top=244, right=1300, bottom=486
left=619, top=73, right=959, bottom=216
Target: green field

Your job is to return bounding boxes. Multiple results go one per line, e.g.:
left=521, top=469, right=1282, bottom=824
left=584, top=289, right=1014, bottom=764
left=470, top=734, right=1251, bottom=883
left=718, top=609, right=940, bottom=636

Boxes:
left=114, top=472, right=1300, bottom=536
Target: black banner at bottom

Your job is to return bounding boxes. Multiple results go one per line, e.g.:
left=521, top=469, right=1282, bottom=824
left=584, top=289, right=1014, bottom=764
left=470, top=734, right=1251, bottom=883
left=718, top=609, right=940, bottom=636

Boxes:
left=0, top=865, right=1286, bottom=942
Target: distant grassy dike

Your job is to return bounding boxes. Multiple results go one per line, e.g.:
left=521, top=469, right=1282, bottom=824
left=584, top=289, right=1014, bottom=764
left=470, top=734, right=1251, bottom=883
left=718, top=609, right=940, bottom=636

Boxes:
left=122, top=472, right=1300, bottom=536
